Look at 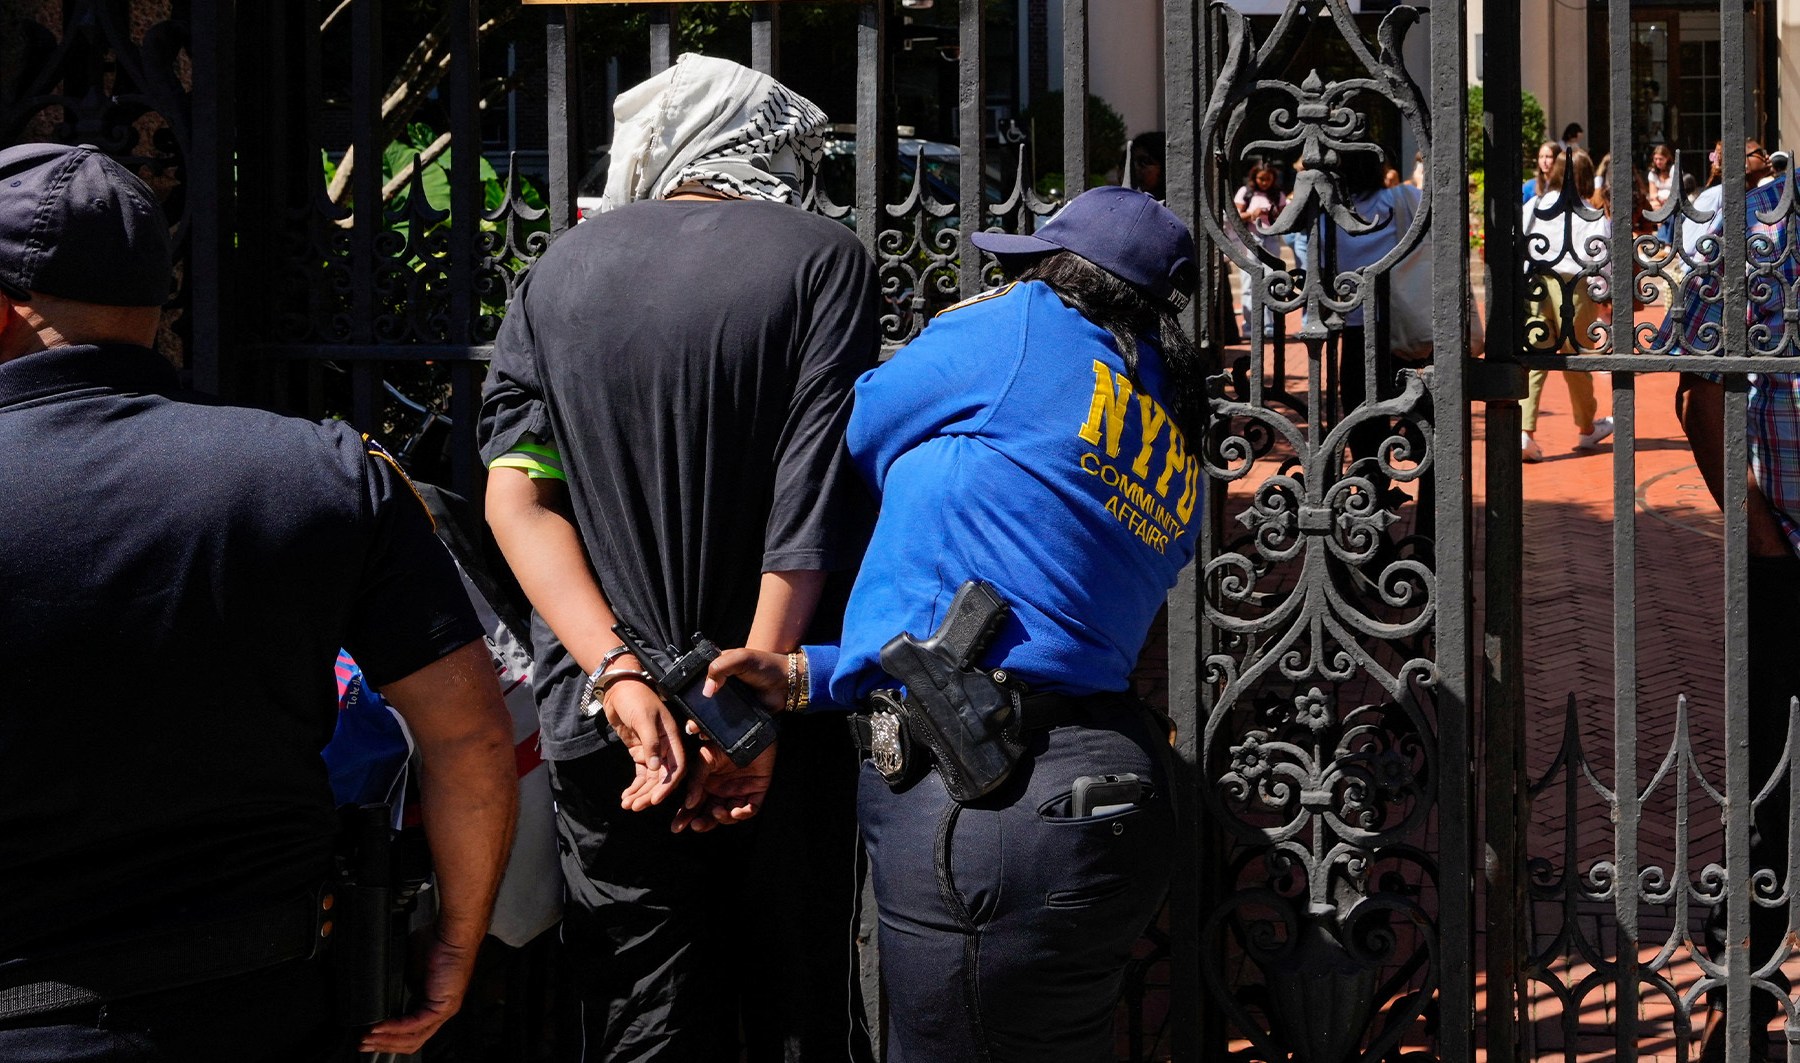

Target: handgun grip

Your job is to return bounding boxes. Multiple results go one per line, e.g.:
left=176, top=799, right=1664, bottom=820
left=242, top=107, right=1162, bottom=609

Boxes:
left=919, top=580, right=1009, bottom=671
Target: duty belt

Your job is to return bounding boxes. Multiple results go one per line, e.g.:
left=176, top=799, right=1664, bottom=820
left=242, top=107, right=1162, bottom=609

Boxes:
left=848, top=689, right=1097, bottom=787
left=0, top=887, right=334, bottom=1025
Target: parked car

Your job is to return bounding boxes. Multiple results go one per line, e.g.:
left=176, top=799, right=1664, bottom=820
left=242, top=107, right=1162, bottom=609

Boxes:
left=817, top=133, right=1012, bottom=219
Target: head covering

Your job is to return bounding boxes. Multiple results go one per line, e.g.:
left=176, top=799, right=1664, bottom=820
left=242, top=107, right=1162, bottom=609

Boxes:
left=971, top=186, right=1197, bottom=311
left=0, top=142, right=171, bottom=306
left=599, top=53, right=827, bottom=212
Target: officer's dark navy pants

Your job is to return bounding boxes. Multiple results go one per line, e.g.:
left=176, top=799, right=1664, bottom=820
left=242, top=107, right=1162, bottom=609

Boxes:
left=858, top=704, right=1174, bottom=1063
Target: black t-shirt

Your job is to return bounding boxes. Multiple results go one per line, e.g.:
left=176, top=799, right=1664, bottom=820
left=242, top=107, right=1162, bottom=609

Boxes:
left=479, top=199, right=879, bottom=759
left=0, top=345, right=481, bottom=958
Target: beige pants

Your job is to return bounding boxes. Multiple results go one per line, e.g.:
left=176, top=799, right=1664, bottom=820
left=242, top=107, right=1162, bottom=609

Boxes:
left=1522, top=274, right=1605, bottom=433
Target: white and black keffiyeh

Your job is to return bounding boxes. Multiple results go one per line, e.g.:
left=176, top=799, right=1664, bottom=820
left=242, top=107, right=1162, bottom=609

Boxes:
left=599, top=53, right=827, bottom=211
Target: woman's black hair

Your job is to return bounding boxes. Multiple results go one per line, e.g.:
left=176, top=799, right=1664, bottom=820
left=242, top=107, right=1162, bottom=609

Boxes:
left=1341, top=147, right=1390, bottom=197
left=1010, top=250, right=1206, bottom=441
left=1130, top=131, right=1166, bottom=166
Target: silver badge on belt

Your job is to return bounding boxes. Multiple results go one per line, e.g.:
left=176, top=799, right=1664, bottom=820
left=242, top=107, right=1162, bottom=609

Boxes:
left=869, top=709, right=906, bottom=780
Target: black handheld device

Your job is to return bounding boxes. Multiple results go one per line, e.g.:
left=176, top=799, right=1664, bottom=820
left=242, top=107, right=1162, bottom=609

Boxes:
left=1070, top=773, right=1142, bottom=817
left=613, top=621, right=779, bottom=768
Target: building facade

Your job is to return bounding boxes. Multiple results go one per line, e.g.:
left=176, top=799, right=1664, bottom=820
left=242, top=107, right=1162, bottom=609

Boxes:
left=1468, top=0, right=1794, bottom=177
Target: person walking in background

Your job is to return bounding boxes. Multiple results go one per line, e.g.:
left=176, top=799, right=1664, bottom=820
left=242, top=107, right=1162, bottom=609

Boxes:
left=1646, top=142, right=1675, bottom=212
left=479, top=54, right=878, bottom=1062
left=1524, top=140, right=1560, bottom=203
left=1521, top=146, right=1614, bottom=461
left=1306, top=147, right=1434, bottom=505
left=1128, top=130, right=1166, bottom=200
left=1233, top=159, right=1288, bottom=339
left=1681, top=140, right=1775, bottom=260
left=1561, top=121, right=1585, bottom=154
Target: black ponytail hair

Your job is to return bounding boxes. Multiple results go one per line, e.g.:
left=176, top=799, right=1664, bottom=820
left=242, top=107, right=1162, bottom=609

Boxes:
left=1010, top=251, right=1206, bottom=442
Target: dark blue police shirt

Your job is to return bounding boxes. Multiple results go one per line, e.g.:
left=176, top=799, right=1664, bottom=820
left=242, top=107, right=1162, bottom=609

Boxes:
left=0, top=344, right=481, bottom=958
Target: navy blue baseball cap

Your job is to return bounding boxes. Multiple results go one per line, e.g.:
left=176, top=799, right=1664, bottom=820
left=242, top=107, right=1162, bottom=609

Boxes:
left=0, top=142, right=172, bottom=306
left=971, top=185, right=1197, bottom=311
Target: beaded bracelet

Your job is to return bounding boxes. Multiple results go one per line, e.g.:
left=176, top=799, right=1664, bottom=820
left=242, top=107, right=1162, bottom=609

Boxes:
left=784, top=651, right=811, bottom=713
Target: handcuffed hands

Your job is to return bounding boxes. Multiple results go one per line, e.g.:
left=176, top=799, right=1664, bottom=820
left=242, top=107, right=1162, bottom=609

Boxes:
left=660, top=647, right=795, bottom=832
left=601, top=671, right=687, bottom=810
left=704, top=648, right=789, bottom=713
left=670, top=737, right=777, bottom=833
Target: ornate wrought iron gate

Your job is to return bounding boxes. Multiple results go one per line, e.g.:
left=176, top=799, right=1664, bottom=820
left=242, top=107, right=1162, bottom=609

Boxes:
left=33, top=0, right=1800, bottom=1059
left=1179, top=0, right=1476, bottom=1058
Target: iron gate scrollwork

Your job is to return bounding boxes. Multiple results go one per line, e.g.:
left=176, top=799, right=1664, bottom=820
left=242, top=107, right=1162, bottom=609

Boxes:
left=1188, top=0, right=1472, bottom=1058
left=1, top=0, right=194, bottom=361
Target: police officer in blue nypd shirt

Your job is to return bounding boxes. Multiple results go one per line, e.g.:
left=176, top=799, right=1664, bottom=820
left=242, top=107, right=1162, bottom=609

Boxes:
left=704, top=186, right=1205, bottom=1062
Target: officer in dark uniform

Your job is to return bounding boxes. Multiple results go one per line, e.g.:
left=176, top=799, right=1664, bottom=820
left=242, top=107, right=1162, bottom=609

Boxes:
left=0, top=143, right=518, bottom=1061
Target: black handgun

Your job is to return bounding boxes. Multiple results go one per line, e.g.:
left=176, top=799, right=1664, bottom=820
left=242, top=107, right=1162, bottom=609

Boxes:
left=614, top=621, right=778, bottom=768
left=879, top=580, right=1022, bottom=802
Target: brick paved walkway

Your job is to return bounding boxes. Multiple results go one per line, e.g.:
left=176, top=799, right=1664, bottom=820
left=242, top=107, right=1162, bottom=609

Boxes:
left=1499, top=365, right=1736, bottom=1062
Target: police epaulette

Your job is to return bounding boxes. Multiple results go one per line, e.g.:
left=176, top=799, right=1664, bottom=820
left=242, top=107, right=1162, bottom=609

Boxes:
left=363, top=433, right=437, bottom=531
left=935, top=282, right=1017, bottom=318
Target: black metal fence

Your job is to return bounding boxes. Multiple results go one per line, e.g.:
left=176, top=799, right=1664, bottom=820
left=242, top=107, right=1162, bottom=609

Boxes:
left=1482, top=0, right=1800, bottom=1057
left=37, top=0, right=1800, bottom=1059
left=2, top=0, right=1478, bottom=1058
left=1188, top=0, right=1476, bottom=1058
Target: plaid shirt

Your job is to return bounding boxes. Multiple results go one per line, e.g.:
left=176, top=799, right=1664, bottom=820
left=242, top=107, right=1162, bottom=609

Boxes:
left=1660, top=177, right=1795, bottom=359
left=1660, top=176, right=1800, bottom=552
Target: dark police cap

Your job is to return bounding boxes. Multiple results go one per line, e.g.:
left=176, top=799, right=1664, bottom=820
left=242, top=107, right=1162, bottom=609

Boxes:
left=970, top=186, right=1197, bottom=312
left=0, top=142, right=172, bottom=307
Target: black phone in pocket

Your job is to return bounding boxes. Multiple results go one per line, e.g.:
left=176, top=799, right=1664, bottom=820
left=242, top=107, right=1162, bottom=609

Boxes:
left=1070, top=773, right=1143, bottom=817
left=613, top=622, right=778, bottom=768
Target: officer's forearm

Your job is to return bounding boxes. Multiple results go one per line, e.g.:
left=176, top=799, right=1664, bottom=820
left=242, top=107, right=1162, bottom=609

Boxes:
left=379, top=641, right=518, bottom=950
left=415, top=729, right=517, bottom=948
left=486, top=466, right=627, bottom=672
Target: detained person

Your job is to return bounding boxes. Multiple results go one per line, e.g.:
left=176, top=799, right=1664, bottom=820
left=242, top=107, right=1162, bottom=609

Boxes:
left=479, top=54, right=878, bottom=1061
left=706, top=186, right=1205, bottom=1062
